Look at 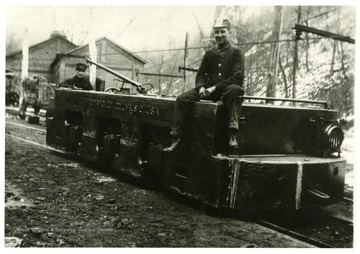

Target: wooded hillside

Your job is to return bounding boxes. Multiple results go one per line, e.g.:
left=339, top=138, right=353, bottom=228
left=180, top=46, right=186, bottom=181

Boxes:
left=141, top=6, right=355, bottom=118
left=6, top=6, right=355, bottom=117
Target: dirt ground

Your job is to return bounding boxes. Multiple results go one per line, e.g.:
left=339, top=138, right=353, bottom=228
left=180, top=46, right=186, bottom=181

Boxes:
left=4, top=114, right=351, bottom=248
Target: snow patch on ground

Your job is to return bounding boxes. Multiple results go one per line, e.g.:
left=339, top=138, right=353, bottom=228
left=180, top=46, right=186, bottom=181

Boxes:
left=342, top=126, right=355, bottom=188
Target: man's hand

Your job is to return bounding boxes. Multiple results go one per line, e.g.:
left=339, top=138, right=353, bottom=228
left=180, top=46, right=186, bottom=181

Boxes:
left=72, top=85, right=81, bottom=90
left=199, top=86, right=216, bottom=99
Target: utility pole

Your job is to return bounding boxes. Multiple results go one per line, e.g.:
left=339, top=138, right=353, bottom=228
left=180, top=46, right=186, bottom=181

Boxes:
left=88, top=7, right=97, bottom=88
left=21, top=27, right=29, bottom=81
left=292, top=6, right=301, bottom=99
left=266, top=6, right=284, bottom=101
left=274, top=7, right=284, bottom=87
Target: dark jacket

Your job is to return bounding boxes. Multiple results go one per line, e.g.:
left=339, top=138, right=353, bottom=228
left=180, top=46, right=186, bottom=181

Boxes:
left=195, top=43, right=245, bottom=91
left=59, top=76, right=94, bottom=91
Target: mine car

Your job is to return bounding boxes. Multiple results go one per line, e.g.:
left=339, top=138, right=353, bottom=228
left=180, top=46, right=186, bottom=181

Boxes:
left=5, top=71, right=56, bottom=122
left=5, top=69, right=20, bottom=107
left=18, top=75, right=56, bottom=121
left=46, top=61, right=345, bottom=216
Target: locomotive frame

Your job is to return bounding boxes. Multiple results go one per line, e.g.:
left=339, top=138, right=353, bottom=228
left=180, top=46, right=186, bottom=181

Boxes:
left=46, top=86, right=346, bottom=215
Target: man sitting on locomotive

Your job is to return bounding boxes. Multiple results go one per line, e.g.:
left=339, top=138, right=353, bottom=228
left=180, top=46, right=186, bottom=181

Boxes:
left=163, top=18, right=245, bottom=152
left=59, top=63, right=94, bottom=91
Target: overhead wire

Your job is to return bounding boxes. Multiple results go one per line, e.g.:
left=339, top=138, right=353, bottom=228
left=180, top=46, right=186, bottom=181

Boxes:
left=11, top=36, right=334, bottom=61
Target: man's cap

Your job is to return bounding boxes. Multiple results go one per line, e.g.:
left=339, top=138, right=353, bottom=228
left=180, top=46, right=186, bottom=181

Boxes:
left=213, top=18, right=231, bottom=29
left=76, top=63, right=87, bottom=72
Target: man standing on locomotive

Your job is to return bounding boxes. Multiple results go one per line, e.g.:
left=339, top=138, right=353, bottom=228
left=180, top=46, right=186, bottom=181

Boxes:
left=59, top=63, right=94, bottom=91
left=163, top=18, right=245, bottom=152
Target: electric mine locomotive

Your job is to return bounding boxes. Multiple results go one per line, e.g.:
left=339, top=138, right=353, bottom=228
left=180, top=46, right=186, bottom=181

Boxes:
left=46, top=61, right=346, bottom=215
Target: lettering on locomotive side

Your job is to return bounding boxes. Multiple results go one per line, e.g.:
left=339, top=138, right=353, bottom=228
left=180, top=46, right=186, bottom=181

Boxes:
left=83, top=131, right=96, bottom=138
left=68, top=97, right=160, bottom=116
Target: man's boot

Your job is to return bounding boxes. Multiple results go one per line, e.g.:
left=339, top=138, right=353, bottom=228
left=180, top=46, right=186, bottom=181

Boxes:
left=163, top=138, right=181, bottom=153
left=163, top=130, right=181, bottom=153
left=229, top=133, right=238, bottom=148
left=228, top=132, right=238, bottom=156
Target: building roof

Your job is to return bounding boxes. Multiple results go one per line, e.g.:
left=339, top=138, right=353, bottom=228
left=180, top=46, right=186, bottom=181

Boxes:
left=64, top=36, right=147, bottom=64
left=6, top=34, right=77, bottom=58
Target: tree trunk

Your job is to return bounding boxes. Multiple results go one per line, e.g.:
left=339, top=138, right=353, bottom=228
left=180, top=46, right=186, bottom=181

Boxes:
left=330, top=40, right=337, bottom=75
left=278, top=57, right=288, bottom=98
left=305, top=21, right=310, bottom=72
left=305, top=7, right=311, bottom=72
left=246, top=72, right=252, bottom=95
left=158, top=73, right=161, bottom=95
left=266, top=6, right=283, bottom=100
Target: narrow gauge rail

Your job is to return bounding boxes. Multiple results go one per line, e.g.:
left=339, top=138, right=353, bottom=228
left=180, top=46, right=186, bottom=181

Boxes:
left=319, top=209, right=353, bottom=225
left=6, top=121, right=46, bottom=134
left=343, top=197, right=353, bottom=204
left=257, top=207, right=353, bottom=248
left=256, top=219, right=333, bottom=248
left=5, top=120, right=66, bottom=155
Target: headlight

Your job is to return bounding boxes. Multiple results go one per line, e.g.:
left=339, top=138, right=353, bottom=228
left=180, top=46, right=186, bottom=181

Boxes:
left=323, top=124, right=344, bottom=151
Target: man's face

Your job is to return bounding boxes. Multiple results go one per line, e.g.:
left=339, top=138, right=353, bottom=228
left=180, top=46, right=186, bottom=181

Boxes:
left=213, top=27, right=230, bottom=45
left=75, top=69, right=86, bottom=78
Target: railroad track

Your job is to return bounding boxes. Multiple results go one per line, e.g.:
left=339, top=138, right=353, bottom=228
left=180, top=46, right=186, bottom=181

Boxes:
left=257, top=206, right=353, bottom=248
left=5, top=120, right=67, bottom=155
left=343, top=196, right=353, bottom=204
left=320, top=209, right=353, bottom=225
left=6, top=121, right=46, bottom=134
left=5, top=120, right=354, bottom=248
left=256, top=219, right=333, bottom=248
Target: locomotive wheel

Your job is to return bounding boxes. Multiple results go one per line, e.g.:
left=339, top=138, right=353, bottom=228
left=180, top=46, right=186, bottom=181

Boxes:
left=34, top=100, right=41, bottom=115
left=105, top=87, right=121, bottom=94
left=28, top=116, right=40, bottom=124
left=19, top=98, right=28, bottom=120
left=6, top=92, right=19, bottom=107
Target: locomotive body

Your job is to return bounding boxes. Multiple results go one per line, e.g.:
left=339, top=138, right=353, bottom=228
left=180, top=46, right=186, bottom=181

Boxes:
left=46, top=89, right=345, bottom=214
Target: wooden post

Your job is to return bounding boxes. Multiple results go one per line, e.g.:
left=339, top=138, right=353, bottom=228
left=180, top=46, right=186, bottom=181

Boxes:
left=132, top=62, right=135, bottom=80
left=158, top=71, right=161, bottom=95
left=19, top=27, right=29, bottom=117
left=183, top=33, right=189, bottom=93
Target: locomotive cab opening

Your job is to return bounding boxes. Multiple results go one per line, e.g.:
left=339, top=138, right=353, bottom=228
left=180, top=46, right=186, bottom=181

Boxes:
left=96, top=116, right=121, bottom=164
left=63, top=110, right=84, bottom=153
